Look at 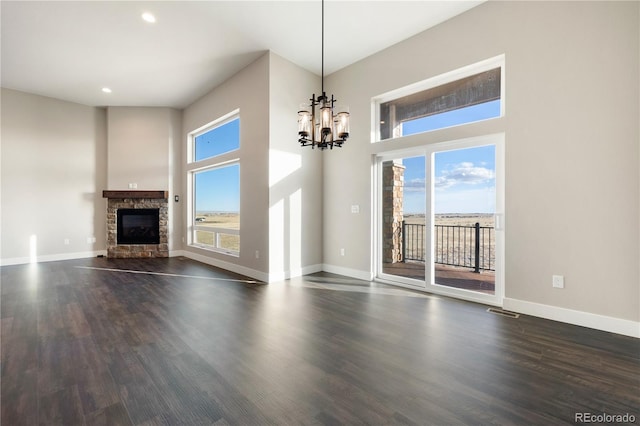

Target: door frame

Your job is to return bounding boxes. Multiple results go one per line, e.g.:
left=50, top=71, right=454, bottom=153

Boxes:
left=374, top=133, right=505, bottom=307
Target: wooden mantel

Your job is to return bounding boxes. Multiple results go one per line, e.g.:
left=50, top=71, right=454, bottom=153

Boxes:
left=102, top=190, right=168, bottom=199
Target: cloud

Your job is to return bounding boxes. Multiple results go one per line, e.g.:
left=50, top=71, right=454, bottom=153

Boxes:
left=404, top=177, right=426, bottom=192
left=435, top=162, right=494, bottom=189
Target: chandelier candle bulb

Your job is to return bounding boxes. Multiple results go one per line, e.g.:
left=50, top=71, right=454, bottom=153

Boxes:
left=335, top=106, right=350, bottom=139
left=298, top=105, right=312, bottom=137
left=321, top=102, right=332, bottom=134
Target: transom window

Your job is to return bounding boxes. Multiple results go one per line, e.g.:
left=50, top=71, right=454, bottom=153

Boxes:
left=193, top=116, right=239, bottom=161
left=374, top=56, right=504, bottom=141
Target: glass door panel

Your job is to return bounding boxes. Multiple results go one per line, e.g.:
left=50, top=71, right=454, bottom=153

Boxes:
left=380, top=155, right=426, bottom=284
left=431, top=145, right=496, bottom=295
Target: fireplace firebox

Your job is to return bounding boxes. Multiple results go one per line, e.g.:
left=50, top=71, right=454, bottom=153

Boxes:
left=117, top=208, right=160, bottom=245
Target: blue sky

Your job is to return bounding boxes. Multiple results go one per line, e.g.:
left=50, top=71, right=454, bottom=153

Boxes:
left=193, top=102, right=498, bottom=214
left=402, top=145, right=496, bottom=214
left=194, top=119, right=240, bottom=213
left=401, top=100, right=500, bottom=136
left=195, top=164, right=240, bottom=213
left=195, top=118, right=239, bottom=161
left=401, top=101, right=499, bottom=214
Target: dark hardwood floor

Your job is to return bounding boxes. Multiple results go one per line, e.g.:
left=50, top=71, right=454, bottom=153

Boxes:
left=1, top=257, right=638, bottom=425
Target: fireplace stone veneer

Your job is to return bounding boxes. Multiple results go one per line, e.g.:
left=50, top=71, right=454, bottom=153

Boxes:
left=103, top=191, right=169, bottom=258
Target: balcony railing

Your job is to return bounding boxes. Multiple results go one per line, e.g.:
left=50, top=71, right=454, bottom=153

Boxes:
left=402, top=222, right=494, bottom=272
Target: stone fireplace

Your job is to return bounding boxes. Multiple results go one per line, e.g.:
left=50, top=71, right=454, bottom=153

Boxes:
left=103, top=190, right=169, bottom=258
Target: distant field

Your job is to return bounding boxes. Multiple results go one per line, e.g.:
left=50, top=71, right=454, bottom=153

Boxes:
left=194, top=212, right=492, bottom=228
left=405, top=213, right=494, bottom=227
left=190, top=212, right=494, bottom=262
left=194, top=212, right=240, bottom=251
left=195, top=212, right=240, bottom=229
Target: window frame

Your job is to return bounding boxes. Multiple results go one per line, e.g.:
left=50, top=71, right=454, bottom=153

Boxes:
left=372, top=55, right=505, bottom=142
left=188, top=109, right=240, bottom=164
left=187, top=110, right=241, bottom=256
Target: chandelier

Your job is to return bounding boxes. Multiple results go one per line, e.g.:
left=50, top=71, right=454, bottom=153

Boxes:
left=297, top=0, right=350, bottom=150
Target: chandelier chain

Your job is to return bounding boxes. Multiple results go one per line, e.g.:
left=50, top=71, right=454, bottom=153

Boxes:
left=321, top=0, right=324, bottom=95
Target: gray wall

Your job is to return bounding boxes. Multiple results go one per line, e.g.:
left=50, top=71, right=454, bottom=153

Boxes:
left=106, top=106, right=183, bottom=252
left=323, top=1, right=639, bottom=323
left=107, top=107, right=176, bottom=190
left=180, top=52, right=324, bottom=281
left=268, top=52, right=323, bottom=280
left=0, top=93, right=184, bottom=262
left=1, top=89, right=107, bottom=262
left=182, top=53, right=271, bottom=278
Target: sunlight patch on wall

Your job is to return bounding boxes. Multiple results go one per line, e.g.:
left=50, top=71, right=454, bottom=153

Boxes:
left=269, top=150, right=301, bottom=187
left=289, top=188, right=302, bottom=273
left=269, top=199, right=285, bottom=275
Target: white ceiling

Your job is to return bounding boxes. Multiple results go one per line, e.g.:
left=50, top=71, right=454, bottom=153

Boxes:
left=1, top=1, right=484, bottom=109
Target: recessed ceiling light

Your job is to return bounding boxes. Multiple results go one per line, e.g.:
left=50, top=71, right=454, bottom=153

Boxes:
left=102, top=87, right=112, bottom=93
left=142, top=12, right=156, bottom=23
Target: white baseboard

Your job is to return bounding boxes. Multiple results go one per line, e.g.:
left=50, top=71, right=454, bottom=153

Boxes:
left=321, top=264, right=374, bottom=282
left=1, top=250, right=107, bottom=267
left=267, top=264, right=323, bottom=283
left=172, top=250, right=321, bottom=283
left=503, top=298, right=640, bottom=338
left=180, top=250, right=269, bottom=283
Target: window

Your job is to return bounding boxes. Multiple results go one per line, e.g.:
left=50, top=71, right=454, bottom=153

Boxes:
left=194, top=117, right=239, bottom=161
left=188, top=112, right=240, bottom=255
left=374, top=56, right=504, bottom=141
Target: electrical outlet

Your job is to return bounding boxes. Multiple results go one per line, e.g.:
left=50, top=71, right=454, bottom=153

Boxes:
left=128, top=183, right=138, bottom=189
left=255, top=250, right=260, bottom=259
left=340, top=248, right=345, bottom=256
left=351, top=205, right=360, bottom=214
left=552, top=275, right=564, bottom=289
left=64, top=238, right=70, bottom=245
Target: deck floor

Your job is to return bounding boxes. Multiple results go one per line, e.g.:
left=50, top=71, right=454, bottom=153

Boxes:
left=383, top=262, right=495, bottom=293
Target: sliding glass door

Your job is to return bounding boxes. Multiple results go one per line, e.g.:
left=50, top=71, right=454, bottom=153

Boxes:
left=376, top=135, right=504, bottom=306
